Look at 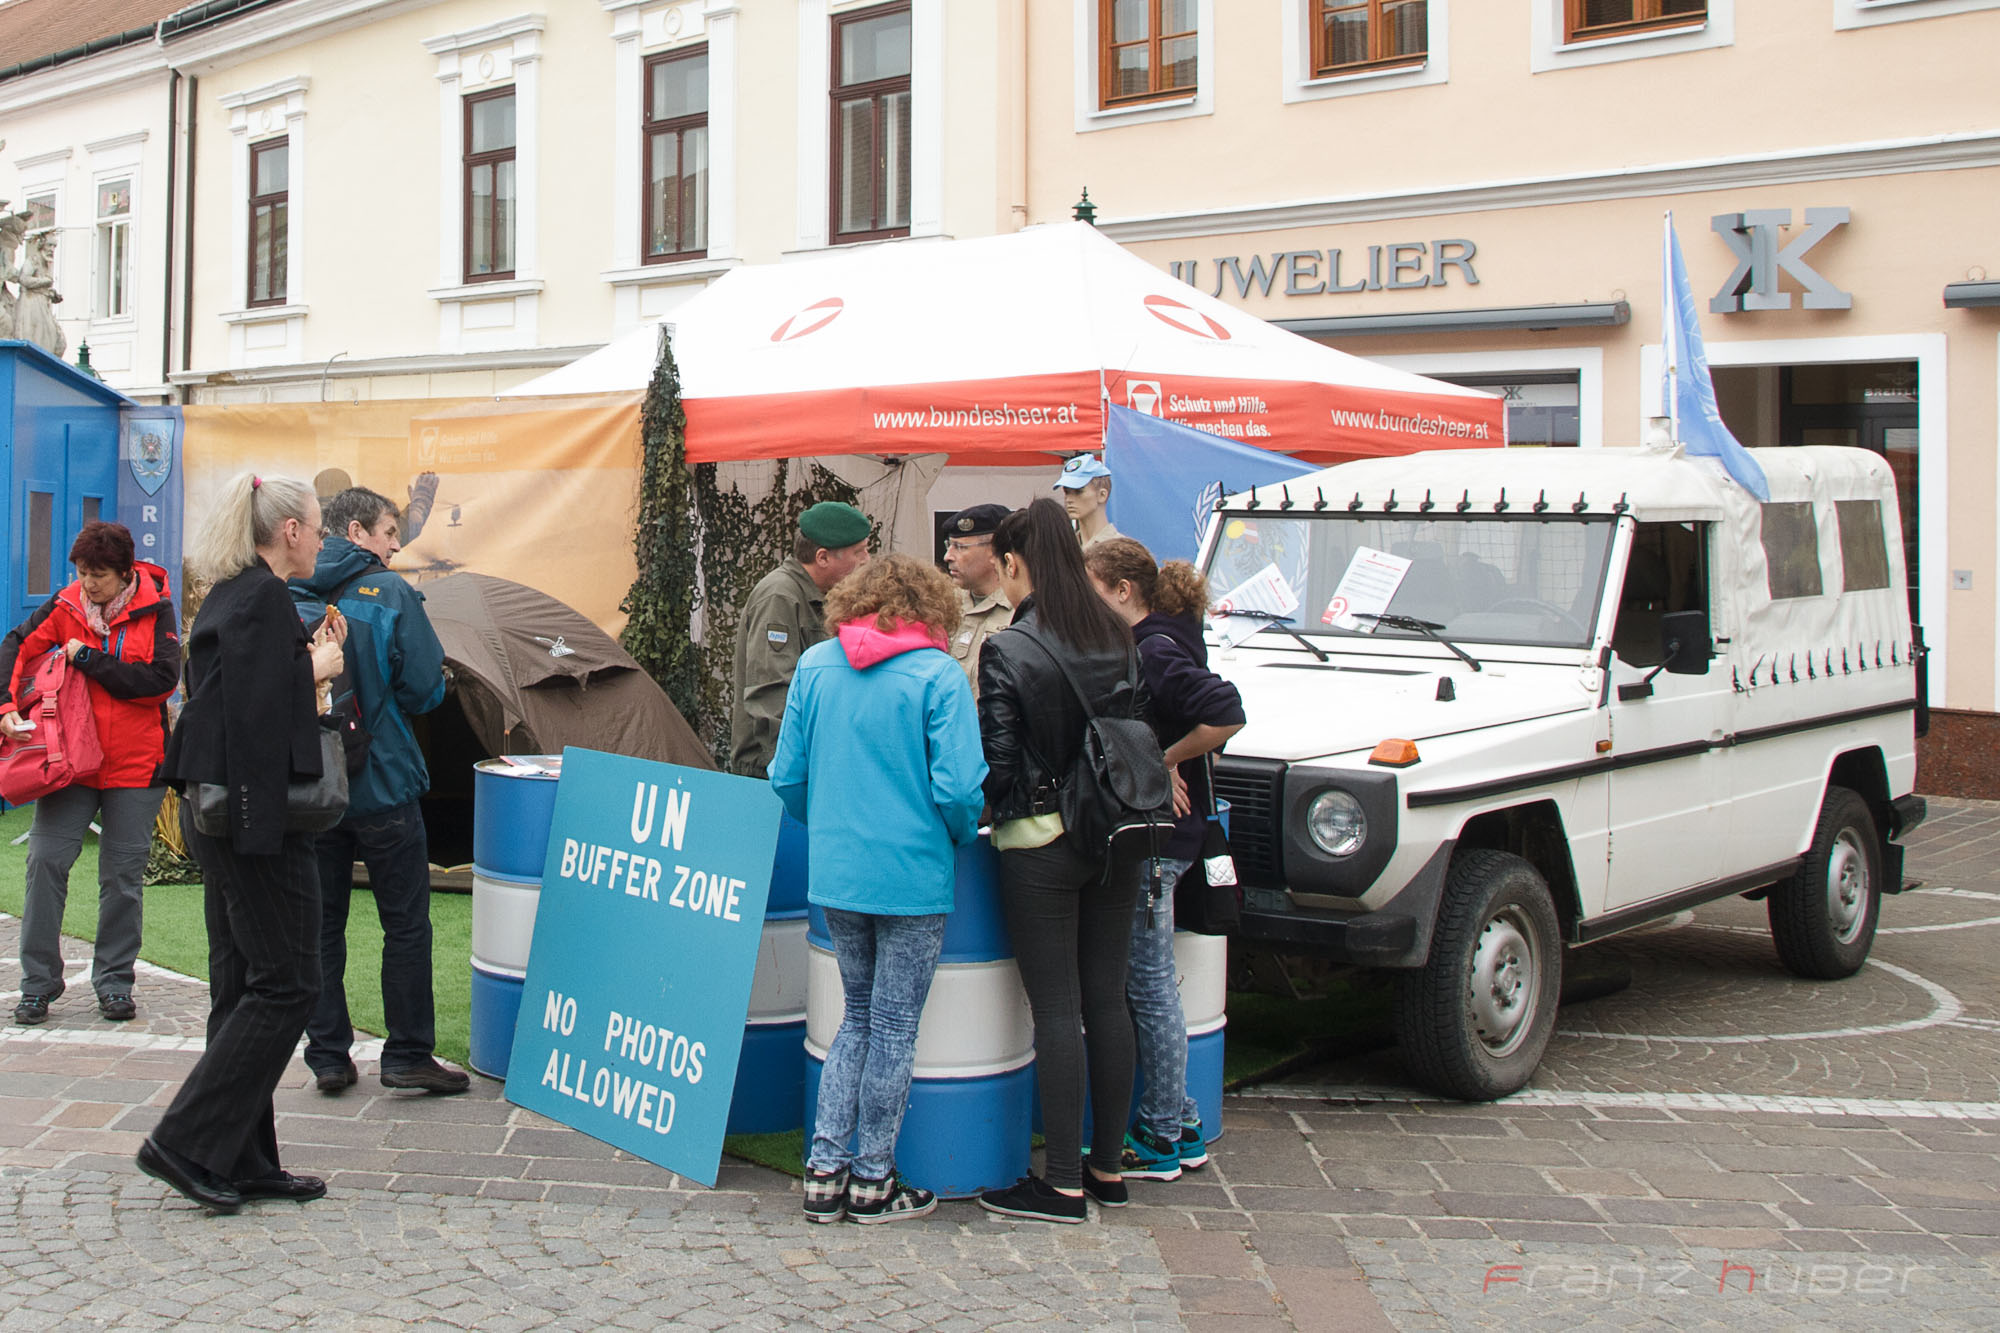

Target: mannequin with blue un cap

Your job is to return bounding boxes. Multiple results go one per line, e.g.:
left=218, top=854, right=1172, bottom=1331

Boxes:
left=1053, top=455, right=1119, bottom=550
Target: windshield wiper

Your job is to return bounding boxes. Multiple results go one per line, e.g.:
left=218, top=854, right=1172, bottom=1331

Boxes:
left=1213, top=608, right=1330, bottom=662
left=1351, top=612, right=1483, bottom=672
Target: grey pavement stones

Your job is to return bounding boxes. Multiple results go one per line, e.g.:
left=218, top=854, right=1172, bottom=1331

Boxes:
left=7, top=800, right=2000, bottom=1325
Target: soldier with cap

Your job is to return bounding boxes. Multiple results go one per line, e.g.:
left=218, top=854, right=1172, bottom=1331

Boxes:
left=941, top=503, right=1013, bottom=698
left=729, top=501, right=872, bottom=778
left=1054, top=455, right=1120, bottom=550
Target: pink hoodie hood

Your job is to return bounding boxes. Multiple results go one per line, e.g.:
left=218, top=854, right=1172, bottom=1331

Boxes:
left=837, top=617, right=948, bottom=669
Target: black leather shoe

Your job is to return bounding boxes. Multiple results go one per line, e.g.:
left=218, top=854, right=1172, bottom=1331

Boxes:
left=98, top=993, right=136, bottom=1021
left=380, top=1057, right=471, bottom=1095
left=313, top=1060, right=359, bottom=1094
left=136, top=1138, right=242, bottom=1214
left=233, top=1171, right=327, bottom=1203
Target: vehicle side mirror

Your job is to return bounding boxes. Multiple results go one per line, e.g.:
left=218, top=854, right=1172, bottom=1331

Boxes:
left=1660, top=609, right=1713, bottom=676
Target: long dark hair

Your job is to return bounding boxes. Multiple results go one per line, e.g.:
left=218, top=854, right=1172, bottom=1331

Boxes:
left=993, top=498, right=1130, bottom=656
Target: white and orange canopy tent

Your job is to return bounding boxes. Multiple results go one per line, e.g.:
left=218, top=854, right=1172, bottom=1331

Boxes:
left=505, top=222, right=1505, bottom=465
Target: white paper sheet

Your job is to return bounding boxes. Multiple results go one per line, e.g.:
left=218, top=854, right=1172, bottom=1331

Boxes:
left=1321, top=546, right=1413, bottom=632
left=1212, top=562, right=1303, bottom=649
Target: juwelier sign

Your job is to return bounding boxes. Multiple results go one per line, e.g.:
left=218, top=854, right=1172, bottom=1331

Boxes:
left=1169, top=238, right=1481, bottom=299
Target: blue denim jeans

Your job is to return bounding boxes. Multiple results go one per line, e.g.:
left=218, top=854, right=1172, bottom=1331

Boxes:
left=305, top=801, right=437, bottom=1074
left=1127, top=856, right=1199, bottom=1140
left=809, top=908, right=948, bottom=1181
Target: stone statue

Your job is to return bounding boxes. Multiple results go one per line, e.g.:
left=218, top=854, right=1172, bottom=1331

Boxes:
left=12, top=228, right=65, bottom=358
left=0, top=205, right=24, bottom=342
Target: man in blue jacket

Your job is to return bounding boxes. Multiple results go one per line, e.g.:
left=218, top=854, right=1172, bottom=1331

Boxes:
left=291, top=487, right=466, bottom=1095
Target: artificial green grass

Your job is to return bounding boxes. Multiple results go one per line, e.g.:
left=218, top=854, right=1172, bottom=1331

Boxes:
left=0, top=804, right=473, bottom=1066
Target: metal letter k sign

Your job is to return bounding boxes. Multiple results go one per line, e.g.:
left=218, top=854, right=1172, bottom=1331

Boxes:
left=1709, top=208, right=1853, bottom=313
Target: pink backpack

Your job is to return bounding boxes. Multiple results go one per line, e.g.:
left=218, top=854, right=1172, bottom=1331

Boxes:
left=0, top=651, right=105, bottom=803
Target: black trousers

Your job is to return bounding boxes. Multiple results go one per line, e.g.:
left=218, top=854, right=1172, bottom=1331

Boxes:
left=153, top=804, right=322, bottom=1180
left=999, top=835, right=1140, bottom=1190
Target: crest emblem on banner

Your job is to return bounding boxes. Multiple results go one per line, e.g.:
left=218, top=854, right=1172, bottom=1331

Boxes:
left=128, top=422, right=174, bottom=496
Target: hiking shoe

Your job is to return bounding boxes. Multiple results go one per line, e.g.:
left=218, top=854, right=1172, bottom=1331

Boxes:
left=802, top=1166, right=849, bottom=1224
left=13, top=994, right=54, bottom=1025
left=978, top=1175, right=1086, bottom=1224
left=1120, top=1124, right=1183, bottom=1181
left=313, top=1060, right=360, bottom=1095
left=1177, top=1119, right=1211, bottom=1171
left=1081, top=1166, right=1128, bottom=1208
left=379, top=1058, right=471, bottom=1095
left=846, top=1173, right=937, bottom=1224
left=98, top=993, right=136, bottom=1022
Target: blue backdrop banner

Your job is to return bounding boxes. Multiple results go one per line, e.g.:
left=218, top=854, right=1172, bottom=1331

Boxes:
left=505, top=748, right=782, bottom=1187
left=1102, top=404, right=1318, bottom=564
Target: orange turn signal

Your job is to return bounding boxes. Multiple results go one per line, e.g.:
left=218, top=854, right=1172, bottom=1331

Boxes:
left=1369, top=738, right=1421, bottom=768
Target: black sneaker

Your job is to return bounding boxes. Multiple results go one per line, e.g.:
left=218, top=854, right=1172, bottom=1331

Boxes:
left=1081, top=1165, right=1128, bottom=1208
left=12, top=994, right=54, bottom=1026
left=313, top=1060, right=360, bottom=1095
left=802, top=1166, right=848, bottom=1224
left=98, top=993, right=136, bottom=1022
left=379, top=1057, right=471, bottom=1095
left=846, top=1172, right=937, bottom=1224
left=978, top=1175, right=1087, bottom=1224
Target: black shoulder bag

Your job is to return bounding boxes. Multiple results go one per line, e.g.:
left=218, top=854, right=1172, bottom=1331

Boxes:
left=1012, top=622, right=1174, bottom=873
left=1173, top=755, right=1241, bottom=935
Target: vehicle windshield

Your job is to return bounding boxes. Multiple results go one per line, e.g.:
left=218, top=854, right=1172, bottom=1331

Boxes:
left=1203, top=513, right=1616, bottom=650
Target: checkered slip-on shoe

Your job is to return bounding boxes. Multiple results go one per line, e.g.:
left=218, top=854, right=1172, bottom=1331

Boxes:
left=803, top=1166, right=849, bottom=1224
left=845, top=1173, right=937, bottom=1224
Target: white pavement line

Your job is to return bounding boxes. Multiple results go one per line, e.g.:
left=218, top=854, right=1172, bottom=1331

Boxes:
left=0, top=1025, right=388, bottom=1060
left=1559, top=957, right=1964, bottom=1044
left=1245, top=1084, right=2000, bottom=1120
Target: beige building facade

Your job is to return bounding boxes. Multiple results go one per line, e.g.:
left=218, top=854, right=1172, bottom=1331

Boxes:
left=1034, top=0, right=2000, bottom=780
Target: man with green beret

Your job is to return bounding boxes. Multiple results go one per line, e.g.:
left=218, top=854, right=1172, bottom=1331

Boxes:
left=729, top=501, right=872, bottom=778
left=941, top=503, right=1013, bottom=699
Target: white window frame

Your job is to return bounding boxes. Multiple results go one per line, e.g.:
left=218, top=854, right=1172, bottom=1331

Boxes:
left=1074, top=0, right=1214, bottom=132
left=1282, top=0, right=1450, bottom=104
left=1637, top=332, right=1948, bottom=705
left=1531, top=0, right=1733, bottom=73
left=795, top=0, right=943, bottom=252
left=84, top=131, right=146, bottom=328
left=1834, top=0, right=2000, bottom=28
left=424, top=13, right=546, bottom=352
left=1367, top=347, right=1605, bottom=450
left=601, top=1, right=742, bottom=333
left=217, top=77, right=309, bottom=367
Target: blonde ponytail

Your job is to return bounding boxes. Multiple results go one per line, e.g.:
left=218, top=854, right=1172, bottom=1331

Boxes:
left=187, top=471, right=315, bottom=583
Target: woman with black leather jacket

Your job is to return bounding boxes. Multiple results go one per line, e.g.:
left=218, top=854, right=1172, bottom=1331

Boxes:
left=975, top=498, right=1147, bottom=1224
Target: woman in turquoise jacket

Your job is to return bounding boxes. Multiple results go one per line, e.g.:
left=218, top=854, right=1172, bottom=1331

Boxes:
left=770, top=554, right=987, bottom=1226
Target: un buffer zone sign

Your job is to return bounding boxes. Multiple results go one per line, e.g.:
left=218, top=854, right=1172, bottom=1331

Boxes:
left=506, top=748, right=781, bottom=1187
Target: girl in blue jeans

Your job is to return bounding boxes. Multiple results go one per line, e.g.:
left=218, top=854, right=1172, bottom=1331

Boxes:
left=1088, top=539, right=1245, bottom=1180
left=771, top=554, right=987, bottom=1224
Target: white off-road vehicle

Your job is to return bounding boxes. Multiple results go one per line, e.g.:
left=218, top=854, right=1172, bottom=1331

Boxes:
left=1201, top=445, right=1927, bottom=1100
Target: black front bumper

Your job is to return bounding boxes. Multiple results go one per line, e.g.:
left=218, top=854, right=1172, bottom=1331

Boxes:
left=1234, top=843, right=1454, bottom=969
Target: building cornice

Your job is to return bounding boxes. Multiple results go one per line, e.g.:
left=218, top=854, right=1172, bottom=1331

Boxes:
left=421, top=13, right=547, bottom=56
left=163, top=0, right=437, bottom=76
left=169, top=342, right=603, bottom=387
left=1097, top=130, right=2000, bottom=243
left=218, top=75, right=310, bottom=109
left=0, top=40, right=167, bottom=117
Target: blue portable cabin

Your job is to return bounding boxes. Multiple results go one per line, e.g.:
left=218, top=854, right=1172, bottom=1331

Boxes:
left=0, top=340, right=137, bottom=632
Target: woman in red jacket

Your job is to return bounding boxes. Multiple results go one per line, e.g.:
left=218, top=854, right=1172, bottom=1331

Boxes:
left=0, top=522, right=180, bottom=1025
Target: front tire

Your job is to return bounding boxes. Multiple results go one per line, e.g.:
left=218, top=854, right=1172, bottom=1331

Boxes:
left=1393, top=850, right=1562, bottom=1100
left=1768, top=785, right=1881, bottom=980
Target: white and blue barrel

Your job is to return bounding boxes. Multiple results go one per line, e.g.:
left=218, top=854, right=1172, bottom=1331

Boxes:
left=804, top=837, right=1033, bottom=1198
left=726, top=809, right=812, bottom=1133
left=468, top=757, right=562, bottom=1080
left=1173, top=931, right=1228, bottom=1142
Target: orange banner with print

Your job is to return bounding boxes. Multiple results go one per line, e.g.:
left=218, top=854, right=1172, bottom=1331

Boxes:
left=181, top=394, right=643, bottom=631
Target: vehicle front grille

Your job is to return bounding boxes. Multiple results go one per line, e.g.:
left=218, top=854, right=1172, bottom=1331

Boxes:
left=1212, top=758, right=1287, bottom=889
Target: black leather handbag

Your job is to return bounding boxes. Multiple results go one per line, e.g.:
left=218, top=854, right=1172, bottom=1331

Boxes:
left=190, top=725, right=349, bottom=837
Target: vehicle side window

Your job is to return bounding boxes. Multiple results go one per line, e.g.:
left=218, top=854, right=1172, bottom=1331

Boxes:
left=1836, top=499, right=1891, bottom=592
left=1613, top=521, right=1709, bottom=667
left=1760, top=502, right=1824, bottom=600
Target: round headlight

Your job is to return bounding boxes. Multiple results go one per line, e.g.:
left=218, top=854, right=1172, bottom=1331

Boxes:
left=1307, top=790, right=1367, bottom=858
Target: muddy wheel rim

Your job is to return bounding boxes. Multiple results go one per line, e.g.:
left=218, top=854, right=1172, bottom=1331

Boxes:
left=1826, top=828, right=1870, bottom=945
left=1468, top=908, right=1539, bottom=1058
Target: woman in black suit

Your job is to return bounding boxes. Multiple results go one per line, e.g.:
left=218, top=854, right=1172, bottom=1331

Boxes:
left=136, top=472, right=347, bottom=1214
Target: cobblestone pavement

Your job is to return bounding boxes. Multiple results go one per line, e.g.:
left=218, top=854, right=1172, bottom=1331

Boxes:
left=4, top=801, right=2000, bottom=1328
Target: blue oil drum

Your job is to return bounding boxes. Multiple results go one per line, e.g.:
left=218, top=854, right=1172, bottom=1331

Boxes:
left=469, top=756, right=562, bottom=1080
left=727, top=911, right=810, bottom=1134
left=471, top=757, right=562, bottom=880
